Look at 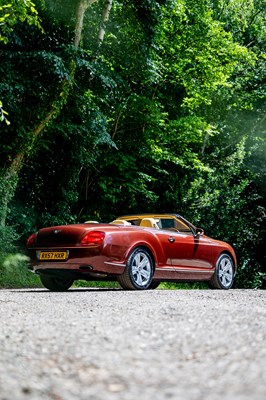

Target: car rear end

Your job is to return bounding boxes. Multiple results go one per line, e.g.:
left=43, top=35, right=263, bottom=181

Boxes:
left=26, top=224, right=128, bottom=279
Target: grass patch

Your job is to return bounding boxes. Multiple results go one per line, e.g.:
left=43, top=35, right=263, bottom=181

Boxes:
left=74, top=280, right=209, bottom=290
left=0, top=253, right=40, bottom=288
left=158, top=282, right=209, bottom=290
left=74, top=280, right=120, bottom=289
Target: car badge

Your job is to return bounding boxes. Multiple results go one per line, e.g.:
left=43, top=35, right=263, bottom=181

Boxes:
left=53, top=230, right=61, bottom=234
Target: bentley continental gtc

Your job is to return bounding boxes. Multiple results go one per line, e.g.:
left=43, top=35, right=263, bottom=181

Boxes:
left=26, top=213, right=237, bottom=291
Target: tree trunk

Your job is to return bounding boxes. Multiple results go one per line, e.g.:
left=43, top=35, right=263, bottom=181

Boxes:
left=0, top=0, right=97, bottom=227
left=98, top=0, right=113, bottom=44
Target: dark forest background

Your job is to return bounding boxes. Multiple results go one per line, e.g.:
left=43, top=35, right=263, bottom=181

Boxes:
left=0, top=0, right=265, bottom=287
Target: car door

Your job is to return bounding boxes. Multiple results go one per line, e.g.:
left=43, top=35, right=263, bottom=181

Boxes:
left=150, top=230, right=179, bottom=280
left=159, top=217, right=213, bottom=270
left=168, top=232, right=213, bottom=269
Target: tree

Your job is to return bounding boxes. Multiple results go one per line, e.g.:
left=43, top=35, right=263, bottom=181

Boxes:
left=0, top=0, right=42, bottom=43
left=0, top=0, right=265, bottom=287
left=0, top=0, right=98, bottom=226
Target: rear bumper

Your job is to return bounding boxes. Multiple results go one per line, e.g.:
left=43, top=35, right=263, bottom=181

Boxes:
left=29, top=258, right=126, bottom=276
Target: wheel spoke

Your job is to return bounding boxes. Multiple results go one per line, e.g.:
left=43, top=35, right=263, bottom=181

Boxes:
left=225, top=265, right=233, bottom=274
left=134, top=253, right=141, bottom=265
left=140, top=268, right=150, bottom=280
left=221, top=275, right=227, bottom=286
left=225, top=272, right=233, bottom=282
left=132, top=264, right=139, bottom=274
left=221, top=259, right=228, bottom=271
left=139, top=256, right=149, bottom=269
left=135, top=271, right=143, bottom=286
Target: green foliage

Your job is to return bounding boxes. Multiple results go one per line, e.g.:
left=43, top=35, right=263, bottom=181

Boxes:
left=179, top=139, right=265, bottom=288
left=235, top=259, right=266, bottom=289
left=0, top=0, right=265, bottom=289
left=0, top=0, right=43, bottom=44
left=0, top=253, right=40, bottom=288
left=0, top=224, right=18, bottom=254
left=0, top=169, right=19, bottom=226
left=152, top=0, right=255, bottom=111
left=0, top=224, right=39, bottom=288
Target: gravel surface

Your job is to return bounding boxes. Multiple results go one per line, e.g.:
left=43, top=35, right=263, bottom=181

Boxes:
left=0, top=288, right=265, bottom=400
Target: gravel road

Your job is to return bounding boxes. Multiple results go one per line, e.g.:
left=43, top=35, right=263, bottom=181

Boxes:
left=0, top=288, right=265, bottom=400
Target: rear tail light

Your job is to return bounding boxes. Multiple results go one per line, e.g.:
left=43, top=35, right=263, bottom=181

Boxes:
left=26, top=233, right=37, bottom=247
left=80, top=231, right=105, bottom=246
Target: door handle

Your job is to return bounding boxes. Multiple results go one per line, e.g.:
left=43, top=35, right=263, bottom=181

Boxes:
left=168, top=237, right=175, bottom=243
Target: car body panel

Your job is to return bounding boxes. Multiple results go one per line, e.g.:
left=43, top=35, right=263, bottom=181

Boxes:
left=26, top=214, right=237, bottom=286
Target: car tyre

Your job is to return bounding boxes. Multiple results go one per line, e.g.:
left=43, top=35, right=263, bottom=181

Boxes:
left=149, top=281, right=161, bottom=289
left=209, top=253, right=235, bottom=289
left=39, top=275, right=74, bottom=291
left=117, top=247, right=154, bottom=290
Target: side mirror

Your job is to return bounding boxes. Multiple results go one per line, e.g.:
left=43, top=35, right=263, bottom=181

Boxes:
left=195, top=228, right=204, bottom=237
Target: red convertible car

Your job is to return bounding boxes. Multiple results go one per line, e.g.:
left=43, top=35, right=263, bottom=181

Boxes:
left=26, top=213, right=237, bottom=291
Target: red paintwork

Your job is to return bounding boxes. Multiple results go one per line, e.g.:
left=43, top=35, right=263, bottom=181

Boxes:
left=26, top=214, right=237, bottom=286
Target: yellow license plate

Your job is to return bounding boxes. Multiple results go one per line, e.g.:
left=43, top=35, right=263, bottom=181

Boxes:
left=39, top=251, right=68, bottom=261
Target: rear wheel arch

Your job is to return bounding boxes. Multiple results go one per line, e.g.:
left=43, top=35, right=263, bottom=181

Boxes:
left=117, top=246, right=155, bottom=290
left=124, top=243, right=157, bottom=269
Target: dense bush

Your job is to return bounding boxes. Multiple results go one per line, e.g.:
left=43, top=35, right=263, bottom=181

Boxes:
left=0, top=0, right=265, bottom=289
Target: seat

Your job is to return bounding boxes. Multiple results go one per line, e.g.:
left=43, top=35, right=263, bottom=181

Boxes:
left=139, top=218, right=159, bottom=229
left=110, top=220, right=131, bottom=226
